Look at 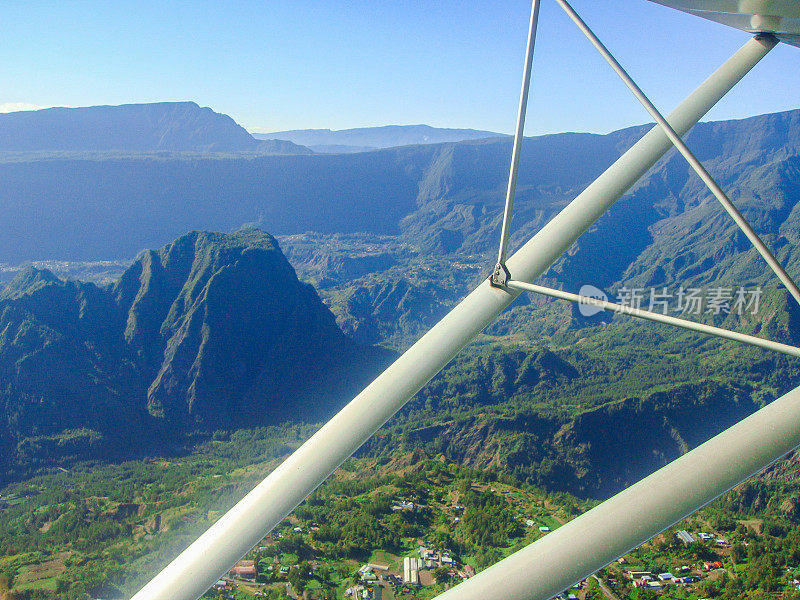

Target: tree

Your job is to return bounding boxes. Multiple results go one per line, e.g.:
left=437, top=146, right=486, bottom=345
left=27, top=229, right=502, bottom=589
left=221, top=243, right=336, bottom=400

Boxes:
left=432, top=567, right=450, bottom=583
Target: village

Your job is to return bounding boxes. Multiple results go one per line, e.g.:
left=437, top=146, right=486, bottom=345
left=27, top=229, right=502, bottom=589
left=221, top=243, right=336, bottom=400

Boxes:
left=198, top=456, right=800, bottom=600
left=209, top=518, right=766, bottom=600
left=203, top=481, right=568, bottom=600
left=208, top=536, right=481, bottom=600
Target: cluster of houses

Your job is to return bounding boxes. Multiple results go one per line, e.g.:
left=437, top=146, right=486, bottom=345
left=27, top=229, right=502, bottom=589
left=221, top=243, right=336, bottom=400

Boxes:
left=627, top=568, right=702, bottom=590
left=417, top=545, right=475, bottom=581
left=516, top=515, right=550, bottom=533
left=211, top=579, right=237, bottom=600
left=676, top=529, right=728, bottom=547
left=346, top=565, right=394, bottom=599
left=348, top=542, right=476, bottom=598
left=344, top=581, right=382, bottom=600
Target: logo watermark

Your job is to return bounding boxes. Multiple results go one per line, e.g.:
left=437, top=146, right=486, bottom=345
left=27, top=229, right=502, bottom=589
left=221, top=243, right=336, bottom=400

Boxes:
left=577, top=285, right=762, bottom=317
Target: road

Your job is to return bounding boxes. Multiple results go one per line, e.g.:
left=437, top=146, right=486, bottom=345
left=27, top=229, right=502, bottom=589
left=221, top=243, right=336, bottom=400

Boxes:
left=593, top=574, right=620, bottom=600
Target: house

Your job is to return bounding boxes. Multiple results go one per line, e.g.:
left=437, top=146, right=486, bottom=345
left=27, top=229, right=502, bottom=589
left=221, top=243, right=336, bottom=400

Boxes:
left=683, top=576, right=701, bottom=583
left=627, top=571, right=652, bottom=580
left=657, top=572, right=674, bottom=581
left=441, top=555, right=454, bottom=565
left=698, top=532, right=714, bottom=540
left=677, top=530, right=695, bottom=545
left=539, top=526, right=550, bottom=533
left=230, top=560, right=256, bottom=579
left=525, top=519, right=536, bottom=527
left=704, top=561, right=723, bottom=570
left=646, top=582, right=663, bottom=589
left=362, top=572, right=378, bottom=583
left=464, top=565, right=476, bottom=578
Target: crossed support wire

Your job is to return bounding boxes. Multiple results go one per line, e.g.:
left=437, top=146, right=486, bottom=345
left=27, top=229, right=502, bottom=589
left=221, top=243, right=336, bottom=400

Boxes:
left=493, top=0, right=800, bottom=359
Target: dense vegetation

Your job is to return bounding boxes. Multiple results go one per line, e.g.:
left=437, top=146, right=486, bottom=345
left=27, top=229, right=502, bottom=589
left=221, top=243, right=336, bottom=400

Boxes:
left=0, top=426, right=314, bottom=599
left=0, top=230, right=387, bottom=484
left=5, top=434, right=800, bottom=600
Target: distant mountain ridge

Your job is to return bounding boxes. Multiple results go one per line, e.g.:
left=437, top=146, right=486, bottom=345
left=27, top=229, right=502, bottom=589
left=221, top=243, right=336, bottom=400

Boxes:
left=254, top=124, right=506, bottom=152
left=6, top=109, right=800, bottom=270
left=0, top=102, right=311, bottom=154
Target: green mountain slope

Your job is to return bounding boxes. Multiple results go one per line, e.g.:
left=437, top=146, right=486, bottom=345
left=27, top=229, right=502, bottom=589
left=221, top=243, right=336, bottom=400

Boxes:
left=0, top=230, right=385, bottom=484
left=3, top=109, right=800, bottom=499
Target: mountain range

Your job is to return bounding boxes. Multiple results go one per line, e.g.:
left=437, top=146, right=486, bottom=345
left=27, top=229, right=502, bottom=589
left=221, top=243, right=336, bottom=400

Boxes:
left=2, top=102, right=800, bottom=498
left=253, top=124, right=505, bottom=153
left=3, top=109, right=798, bottom=303
left=0, top=102, right=311, bottom=154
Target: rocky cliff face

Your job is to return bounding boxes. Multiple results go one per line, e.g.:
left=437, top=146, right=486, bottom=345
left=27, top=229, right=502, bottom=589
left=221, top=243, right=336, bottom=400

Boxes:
left=0, top=229, right=384, bottom=479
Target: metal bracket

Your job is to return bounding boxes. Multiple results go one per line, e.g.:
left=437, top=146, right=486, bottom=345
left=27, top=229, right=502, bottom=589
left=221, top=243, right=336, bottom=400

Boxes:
left=490, top=261, right=511, bottom=287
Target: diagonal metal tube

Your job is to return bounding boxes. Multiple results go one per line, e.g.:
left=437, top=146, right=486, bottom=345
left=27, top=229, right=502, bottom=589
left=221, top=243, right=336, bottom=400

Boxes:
left=130, top=35, right=775, bottom=600
left=495, top=0, right=542, bottom=275
left=555, top=0, right=800, bottom=307
left=507, top=279, right=800, bottom=358
left=432, top=381, right=800, bottom=600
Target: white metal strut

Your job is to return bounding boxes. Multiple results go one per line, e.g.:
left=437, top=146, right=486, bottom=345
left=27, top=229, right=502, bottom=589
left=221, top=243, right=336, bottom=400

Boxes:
left=506, top=279, right=800, bottom=358
left=493, top=0, right=542, bottom=286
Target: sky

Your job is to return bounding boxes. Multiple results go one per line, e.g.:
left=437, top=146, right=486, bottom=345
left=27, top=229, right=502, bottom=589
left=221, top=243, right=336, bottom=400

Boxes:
left=0, top=1, right=798, bottom=136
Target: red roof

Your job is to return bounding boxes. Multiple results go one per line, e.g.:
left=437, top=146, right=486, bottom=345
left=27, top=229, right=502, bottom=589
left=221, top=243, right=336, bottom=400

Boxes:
left=231, top=560, right=256, bottom=576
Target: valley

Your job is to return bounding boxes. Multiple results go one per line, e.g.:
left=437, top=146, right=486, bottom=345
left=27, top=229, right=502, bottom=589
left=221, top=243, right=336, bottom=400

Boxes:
left=1, top=102, right=799, bottom=599
left=3, top=433, right=800, bottom=600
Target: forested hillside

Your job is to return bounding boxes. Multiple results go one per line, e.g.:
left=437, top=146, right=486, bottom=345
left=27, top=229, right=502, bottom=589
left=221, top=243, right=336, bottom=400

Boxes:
left=0, top=230, right=385, bottom=485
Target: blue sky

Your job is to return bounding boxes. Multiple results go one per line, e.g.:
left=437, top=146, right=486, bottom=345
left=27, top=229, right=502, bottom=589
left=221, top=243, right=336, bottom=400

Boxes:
left=1, top=1, right=798, bottom=135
